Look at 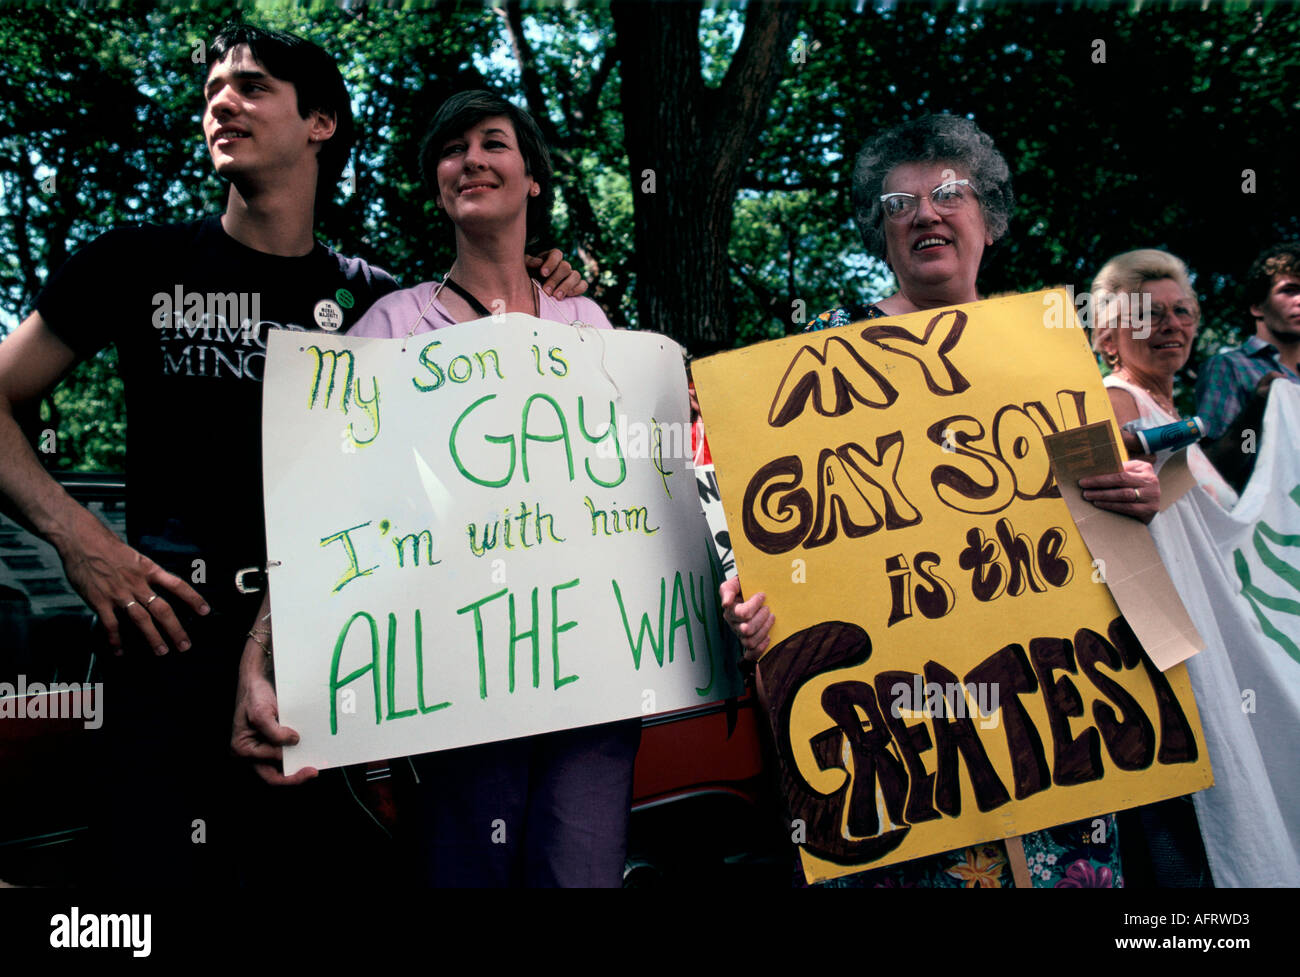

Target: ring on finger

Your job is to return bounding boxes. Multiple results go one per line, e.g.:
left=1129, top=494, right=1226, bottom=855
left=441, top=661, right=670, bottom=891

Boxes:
left=1133, top=487, right=1141, bottom=501
left=122, top=600, right=138, bottom=610
left=144, top=594, right=159, bottom=606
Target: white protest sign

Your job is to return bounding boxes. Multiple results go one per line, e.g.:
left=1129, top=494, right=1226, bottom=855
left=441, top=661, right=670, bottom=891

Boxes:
left=1150, top=382, right=1300, bottom=886
left=262, top=316, right=740, bottom=772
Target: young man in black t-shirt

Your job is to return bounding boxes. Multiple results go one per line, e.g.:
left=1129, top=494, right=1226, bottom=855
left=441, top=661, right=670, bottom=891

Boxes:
left=0, top=23, right=581, bottom=884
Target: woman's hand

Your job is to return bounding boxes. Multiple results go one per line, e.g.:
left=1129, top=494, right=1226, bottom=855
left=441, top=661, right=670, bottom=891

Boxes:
left=1079, top=460, right=1161, bottom=524
left=231, top=638, right=317, bottom=786
left=720, top=576, right=774, bottom=663
left=526, top=249, right=589, bottom=299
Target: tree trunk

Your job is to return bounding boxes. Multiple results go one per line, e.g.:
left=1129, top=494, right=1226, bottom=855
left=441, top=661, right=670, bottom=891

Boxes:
left=501, top=2, right=619, bottom=308
left=612, top=0, right=798, bottom=354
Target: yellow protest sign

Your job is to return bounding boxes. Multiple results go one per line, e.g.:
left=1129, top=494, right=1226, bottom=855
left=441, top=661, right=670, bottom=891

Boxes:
left=692, top=290, right=1213, bottom=882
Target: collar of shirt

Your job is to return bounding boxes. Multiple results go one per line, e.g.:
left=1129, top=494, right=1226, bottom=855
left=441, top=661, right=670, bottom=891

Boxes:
left=1241, top=334, right=1300, bottom=381
left=1242, top=334, right=1281, bottom=360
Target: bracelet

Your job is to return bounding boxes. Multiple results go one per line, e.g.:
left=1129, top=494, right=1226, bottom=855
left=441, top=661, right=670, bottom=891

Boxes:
left=247, top=629, right=271, bottom=656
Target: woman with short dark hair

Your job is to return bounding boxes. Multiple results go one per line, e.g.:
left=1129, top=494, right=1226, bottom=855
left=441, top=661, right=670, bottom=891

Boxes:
left=350, top=91, right=636, bottom=887
left=354, top=90, right=598, bottom=335
left=418, top=90, right=556, bottom=250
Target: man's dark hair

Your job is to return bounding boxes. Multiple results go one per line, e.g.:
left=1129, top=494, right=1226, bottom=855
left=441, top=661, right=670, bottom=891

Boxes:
left=208, top=23, right=353, bottom=210
left=1245, top=241, right=1300, bottom=310
left=418, top=90, right=554, bottom=247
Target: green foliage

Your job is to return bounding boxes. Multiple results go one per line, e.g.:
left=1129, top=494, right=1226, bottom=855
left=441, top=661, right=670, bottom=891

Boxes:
left=732, top=0, right=1300, bottom=411
left=43, top=348, right=127, bottom=472
left=2, top=1, right=1297, bottom=468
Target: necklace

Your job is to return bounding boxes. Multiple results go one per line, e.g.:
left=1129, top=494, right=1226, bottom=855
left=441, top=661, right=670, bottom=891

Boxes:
left=403, top=265, right=539, bottom=343
left=1117, top=367, right=1178, bottom=417
left=440, top=276, right=493, bottom=318
left=434, top=263, right=540, bottom=321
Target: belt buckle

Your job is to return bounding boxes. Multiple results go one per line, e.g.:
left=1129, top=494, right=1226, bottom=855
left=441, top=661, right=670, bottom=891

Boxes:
left=234, top=560, right=280, bottom=595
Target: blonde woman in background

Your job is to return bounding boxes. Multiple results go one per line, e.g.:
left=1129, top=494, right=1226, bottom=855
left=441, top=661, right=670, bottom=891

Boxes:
left=1091, top=248, right=1237, bottom=507
left=1091, top=247, right=1299, bottom=887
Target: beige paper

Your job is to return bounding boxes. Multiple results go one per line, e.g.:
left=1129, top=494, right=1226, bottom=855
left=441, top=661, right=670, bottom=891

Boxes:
left=1156, top=450, right=1198, bottom=513
left=1045, top=424, right=1203, bottom=670
left=1005, top=835, right=1033, bottom=889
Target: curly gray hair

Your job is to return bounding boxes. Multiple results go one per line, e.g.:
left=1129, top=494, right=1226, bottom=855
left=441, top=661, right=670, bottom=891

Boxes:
left=850, top=115, right=1015, bottom=262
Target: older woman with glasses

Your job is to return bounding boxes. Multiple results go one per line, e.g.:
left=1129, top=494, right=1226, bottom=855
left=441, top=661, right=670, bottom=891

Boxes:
left=727, top=116, right=1160, bottom=658
left=809, top=118, right=1160, bottom=518
left=803, top=120, right=1003, bottom=323
left=1091, top=248, right=1238, bottom=508
left=721, top=115, right=1155, bottom=888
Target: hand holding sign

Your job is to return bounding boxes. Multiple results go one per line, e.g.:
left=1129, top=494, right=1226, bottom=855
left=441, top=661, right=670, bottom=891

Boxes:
left=719, top=577, right=773, bottom=661
left=260, top=317, right=742, bottom=773
left=692, top=290, right=1212, bottom=882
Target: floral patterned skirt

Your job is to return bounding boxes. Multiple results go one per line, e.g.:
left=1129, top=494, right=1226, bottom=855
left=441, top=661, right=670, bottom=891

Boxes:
left=808, top=814, right=1123, bottom=888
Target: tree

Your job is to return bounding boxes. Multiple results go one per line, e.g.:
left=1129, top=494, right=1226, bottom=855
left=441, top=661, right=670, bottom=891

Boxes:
left=611, top=0, right=800, bottom=354
left=723, top=1, right=1300, bottom=418
left=497, top=2, right=634, bottom=320
left=4, top=1, right=1299, bottom=465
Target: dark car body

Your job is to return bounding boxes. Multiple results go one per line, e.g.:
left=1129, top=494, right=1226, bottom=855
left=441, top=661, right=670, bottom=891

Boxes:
left=0, top=474, right=787, bottom=886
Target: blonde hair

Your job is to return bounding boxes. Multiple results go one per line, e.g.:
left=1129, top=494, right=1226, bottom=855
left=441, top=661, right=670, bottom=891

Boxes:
left=1090, top=248, right=1200, bottom=364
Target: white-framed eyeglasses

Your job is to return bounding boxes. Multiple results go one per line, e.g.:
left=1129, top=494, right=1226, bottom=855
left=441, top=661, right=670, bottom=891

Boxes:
left=879, top=179, right=976, bottom=222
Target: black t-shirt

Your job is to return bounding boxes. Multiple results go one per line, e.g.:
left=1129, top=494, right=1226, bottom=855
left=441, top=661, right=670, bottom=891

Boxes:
left=35, top=216, right=400, bottom=615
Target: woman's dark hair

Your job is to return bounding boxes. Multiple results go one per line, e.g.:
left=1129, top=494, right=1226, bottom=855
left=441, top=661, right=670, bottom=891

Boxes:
left=419, top=90, right=554, bottom=246
left=850, top=114, right=1015, bottom=263
left=208, top=23, right=354, bottom=210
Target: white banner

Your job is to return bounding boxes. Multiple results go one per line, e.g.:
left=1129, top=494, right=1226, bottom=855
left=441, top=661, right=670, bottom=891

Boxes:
left=1152, top=381, right=1300, bottom=887
left=262, top=317, right=740, bottom=772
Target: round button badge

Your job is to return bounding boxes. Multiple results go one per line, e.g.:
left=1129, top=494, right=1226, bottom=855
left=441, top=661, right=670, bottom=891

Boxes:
left=314, top=299, right=344, bottom=331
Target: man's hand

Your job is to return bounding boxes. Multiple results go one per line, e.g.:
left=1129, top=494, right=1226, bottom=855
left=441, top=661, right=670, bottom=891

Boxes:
left=1255, top=371, right=1286, bottom=397
left=232, top=640, right=317, bottom=786
left=720, top=576, right=775, bottom=663
left=525, top=249, right=589, bottom=300
left=1200, top=375, right=1281, bottom=493
left=1079, top=459, right=1161, bottom=524
left=1, top=312, right=208, bottom=654
left=57, top=509, right=209, bottom=655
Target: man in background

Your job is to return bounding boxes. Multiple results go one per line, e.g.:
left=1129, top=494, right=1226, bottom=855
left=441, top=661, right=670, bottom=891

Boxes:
left=1196, top=241, right=1300, bottom=439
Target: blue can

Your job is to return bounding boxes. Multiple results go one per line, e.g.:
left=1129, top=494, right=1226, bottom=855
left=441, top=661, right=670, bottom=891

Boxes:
left=1134, top=416, right=1207, bottom=453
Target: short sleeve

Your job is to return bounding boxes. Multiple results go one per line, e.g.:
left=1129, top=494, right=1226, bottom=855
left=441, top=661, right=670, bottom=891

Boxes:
left=803, top=305, right=883, bottom=333
left=347, top=283, right=432, bottom=338
left=571, top=296, right=612, bottom=330
left=347, top=301, right=402, bottom=338
left=805, top=308, right=844, bottom=333
left=33, top=227, right=152, bottom=359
